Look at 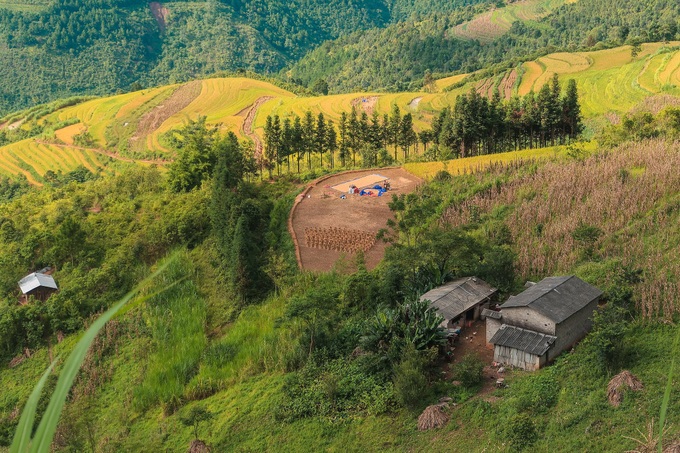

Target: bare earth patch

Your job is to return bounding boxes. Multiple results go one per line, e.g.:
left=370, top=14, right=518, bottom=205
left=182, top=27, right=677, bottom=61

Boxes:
left=149, top=2, right=169, bottom=30
left=291, top=168, right=421, bottom=272
left=129, top=80, right=202, bottom=149
left=240, top=96, right=273, bottom=160
left=351, top=96, right=379, bottom=115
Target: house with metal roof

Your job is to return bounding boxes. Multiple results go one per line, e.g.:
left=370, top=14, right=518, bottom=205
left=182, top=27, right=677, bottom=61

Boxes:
left=419, top=277, right=498, bottom=328
left=483, top=276, right=602, bottom=370
left=19, top=268, right=58, bottom=302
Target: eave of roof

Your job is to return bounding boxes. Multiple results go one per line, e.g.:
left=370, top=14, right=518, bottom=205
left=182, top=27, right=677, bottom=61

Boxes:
left=420, top=277, right=497, bottom=320
left=490, top=325, right=556, bottom=356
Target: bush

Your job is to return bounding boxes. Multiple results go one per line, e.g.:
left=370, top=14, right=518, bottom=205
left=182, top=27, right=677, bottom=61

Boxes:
left=453, top=353, right=484, bottom=388
left=505, top=414, right=538, bottom=452
left=393, top=345, right=429, bottom=409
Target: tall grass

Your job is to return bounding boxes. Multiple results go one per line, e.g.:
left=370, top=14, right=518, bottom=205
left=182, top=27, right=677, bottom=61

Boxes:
left=9, top=253, right=178, bottom=453
left=132, top=255, right=207, bottom=413
left=442, top=139, right=680, bottom=318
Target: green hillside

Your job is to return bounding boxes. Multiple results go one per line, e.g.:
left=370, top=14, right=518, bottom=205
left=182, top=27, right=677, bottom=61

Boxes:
left=0, top=2, right=678, bottom=451
left=289, top=0, right=680, bottom=92
left=1, top=130, right=679, bottom=451
left=0, top=42, right=678, bottom=183
left=0, top=0, right=496, bottom=115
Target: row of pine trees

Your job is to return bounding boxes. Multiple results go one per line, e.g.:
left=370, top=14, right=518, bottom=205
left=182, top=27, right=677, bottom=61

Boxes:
left=262, top=75, right=582, bottom=175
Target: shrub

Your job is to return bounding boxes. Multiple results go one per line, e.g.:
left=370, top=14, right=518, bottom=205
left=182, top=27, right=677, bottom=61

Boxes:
left=453, top=353, right=484, bottom=388
left=505, top=414, right=538, bottom=452
left=393, top=345, right=429, bottom=409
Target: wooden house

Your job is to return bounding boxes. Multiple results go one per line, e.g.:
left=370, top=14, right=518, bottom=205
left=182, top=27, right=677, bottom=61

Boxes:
left=19, top=268, right=58, bottom=302
left=420, top=277, right=498, bottom=328
left=484, top=276, right=602, bottom=370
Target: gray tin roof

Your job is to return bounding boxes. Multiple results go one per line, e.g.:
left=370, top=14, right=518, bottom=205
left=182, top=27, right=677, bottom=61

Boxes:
left=420, top=277, right=497, bottom=320
left=501, top=276, right=602, bottom=324
left=490, top=324, right=556, bottom=356
left=18, top=272, right=58, bottom=295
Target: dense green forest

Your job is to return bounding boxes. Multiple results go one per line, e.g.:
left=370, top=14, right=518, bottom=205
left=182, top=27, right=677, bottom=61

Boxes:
left=0, top=0, right=494, bottom=114
left=2, top=0, right=678, bottom=114
left=289, top=0, right=680, bottom=91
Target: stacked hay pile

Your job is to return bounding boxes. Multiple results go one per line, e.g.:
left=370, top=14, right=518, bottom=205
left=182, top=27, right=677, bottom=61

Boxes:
left=187, top=439, right=210, bottom=453
left=417, top=399, right=453, bottom=431
left=607, top=370, right=643, bottom=407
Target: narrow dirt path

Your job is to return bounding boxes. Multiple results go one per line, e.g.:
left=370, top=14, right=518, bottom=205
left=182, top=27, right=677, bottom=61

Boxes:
left=240, top=96, right=273, bottom=159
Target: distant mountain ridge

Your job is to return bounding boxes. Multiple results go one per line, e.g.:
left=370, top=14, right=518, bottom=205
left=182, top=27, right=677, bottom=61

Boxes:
left=0, top=0, right=491, bottom=115
left=0, top=0, right=678, bottom=114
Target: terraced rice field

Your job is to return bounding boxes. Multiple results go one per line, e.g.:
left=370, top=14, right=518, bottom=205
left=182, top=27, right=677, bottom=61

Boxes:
left=54, top=123, right=86, bottom=145
left=435, top=74, right=468, bottom=91
left=451, top=0, right=568, bottom=42
left=508, top=43, right=680, bottom=115
left=0, top=139, right=108, bottom=184
left=3, top=41, right=679, bottom=183
left=404, top=142, right=596, bottom=179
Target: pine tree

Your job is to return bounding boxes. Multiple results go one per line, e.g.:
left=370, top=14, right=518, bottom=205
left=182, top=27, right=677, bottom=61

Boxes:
left=338, top=112, right=348, bottom=167
left=562, top=79, right=583, bottom=142
left=302, top=111, right=316, bottom=170
left=315, top=113, right=327, bottom=168
left=326, top=120, right=337, bottom=169
left=389, top=104, right=401, bottom=160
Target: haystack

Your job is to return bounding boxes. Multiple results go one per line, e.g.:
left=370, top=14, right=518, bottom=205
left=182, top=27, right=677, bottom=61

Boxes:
left=187, top=439, right=210, bottom=453
left=417, top=403, right=450, bottom=431
left=607, top=370, right=643, bottom=407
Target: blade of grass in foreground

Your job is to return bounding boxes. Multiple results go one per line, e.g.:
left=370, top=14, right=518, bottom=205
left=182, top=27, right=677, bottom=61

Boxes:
left=9, top=359, right=58, bottom=453
left=658, top=325, right=680, bottom=453
left=10, top=253, right=179, bottom=453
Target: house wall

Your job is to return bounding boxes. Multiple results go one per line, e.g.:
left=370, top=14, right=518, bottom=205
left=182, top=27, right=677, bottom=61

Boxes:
left=500, top=307, right=556, bottom=335
left=473, top=298, right=492, bottom=320
left=26, top=287, right=57, bottom=302
left=493, top=345, right=543, bottom=371
left=486, top=317, right=502, bottom=345
left=549, top=298, right=599, bottom=361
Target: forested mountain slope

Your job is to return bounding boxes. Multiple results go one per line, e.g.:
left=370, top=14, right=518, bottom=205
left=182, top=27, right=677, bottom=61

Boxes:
left=290, top=0, right=680, bottom=92
left=0, top=0, right=495, bottom=115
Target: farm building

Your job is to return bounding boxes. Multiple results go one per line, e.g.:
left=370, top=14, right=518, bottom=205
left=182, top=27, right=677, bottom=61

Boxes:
left=19, top=268, right=58, bottom=302
left=484, top=275, right=602, bottom=370
left=420, top=277, right=498, bottom=328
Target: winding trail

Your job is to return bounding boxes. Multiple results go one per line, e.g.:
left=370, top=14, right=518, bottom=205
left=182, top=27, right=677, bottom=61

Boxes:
left=240, top=96, right=273, bottom=159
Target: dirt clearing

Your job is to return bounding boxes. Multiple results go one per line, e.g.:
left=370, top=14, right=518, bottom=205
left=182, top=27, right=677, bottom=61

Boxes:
left=331, top=173, right=389, bottom=192
left=130, top=80, right=202, bottom=148
left=351, top=96, right=379, bottom=115
left=291, top=168, right=421, bottom=272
